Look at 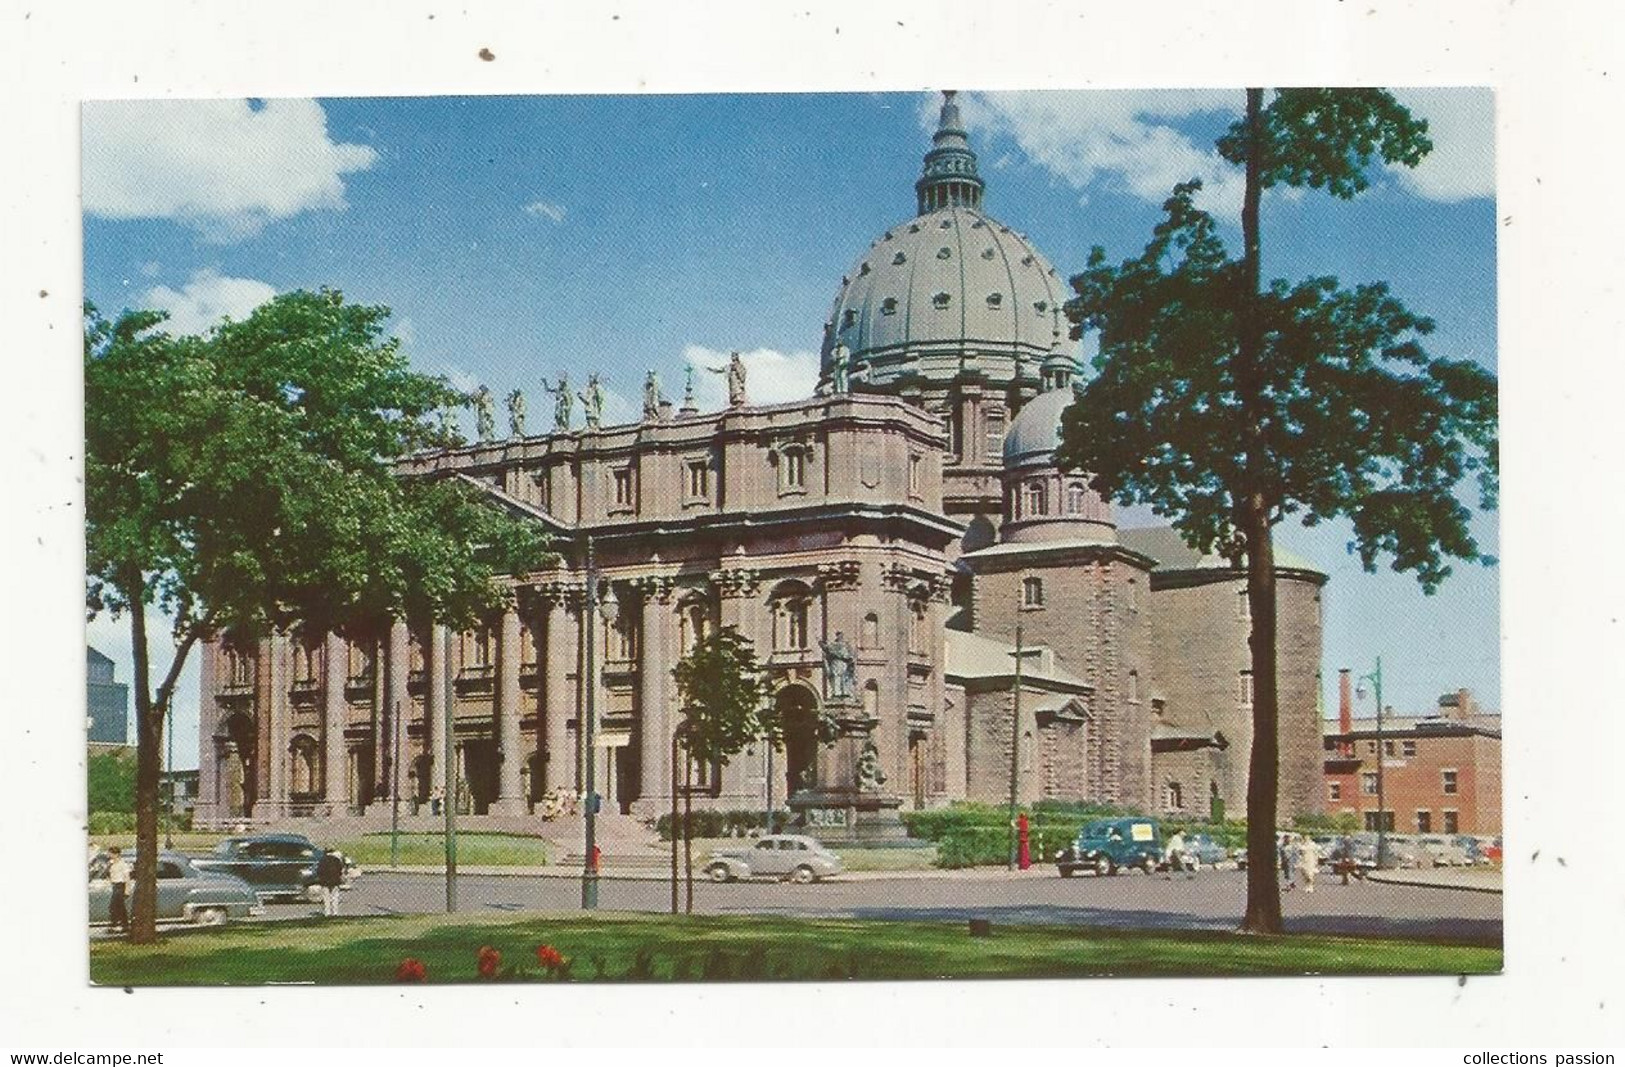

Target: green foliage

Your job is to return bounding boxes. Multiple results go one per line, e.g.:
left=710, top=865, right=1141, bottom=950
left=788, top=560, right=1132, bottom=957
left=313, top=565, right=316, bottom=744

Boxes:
left=88, top=811, right=138, bottom=835
left=87, top=752, right=137, bottom=813
left=1292, top=812, right=1361, bottom=835
left=1059, top=90, right=1495, bottom=593
left=670, top=626, right=777, bottom=767
left=652, top=809, right=791, bottom=842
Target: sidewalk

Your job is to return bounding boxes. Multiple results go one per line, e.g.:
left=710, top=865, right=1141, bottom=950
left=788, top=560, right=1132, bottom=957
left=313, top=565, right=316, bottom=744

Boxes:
left=371, top=863, right=1051, bottom=883
left=1366, top=866, right=1502, bottom=894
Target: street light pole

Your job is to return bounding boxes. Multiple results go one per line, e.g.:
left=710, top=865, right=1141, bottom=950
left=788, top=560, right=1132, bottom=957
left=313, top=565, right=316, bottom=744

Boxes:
left=443, top=624, right=458, bottom=912
left=164, top=700, right=174, bottom=849
left=1357, top=657, right=1386, bottom=868
left=580, top=535, right=604, bottom=910
left=1006, top=623, right=1024, bottom=871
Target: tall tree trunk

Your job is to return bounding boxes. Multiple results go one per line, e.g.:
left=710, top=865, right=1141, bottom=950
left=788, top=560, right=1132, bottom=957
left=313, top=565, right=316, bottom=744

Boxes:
left=1237, top=87, right=1285, bottom=934
left=670, top=732, right=681, bottom=915
left=127, top=587, right=161, bottom=943
left=683, top=751, right=694, bottom=914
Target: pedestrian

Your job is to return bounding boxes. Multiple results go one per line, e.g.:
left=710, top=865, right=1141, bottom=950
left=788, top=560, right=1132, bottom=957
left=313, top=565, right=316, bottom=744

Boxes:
left=1165, top=829, right=1187, bottom=873
left=1296, top=835, right=1323, bottom=893
left=1279, top=833, right=1295, bottom=890
left=106, top=846, right=131, bottom=935
left=430, top=786, right=444, bottom=816
left=316, top=849, right=346, bottom=917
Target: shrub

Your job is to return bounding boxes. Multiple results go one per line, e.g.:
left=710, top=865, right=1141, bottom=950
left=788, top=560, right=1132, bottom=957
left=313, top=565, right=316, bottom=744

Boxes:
left=87, top=811, right=136, bottom=835
left=654, top=808, right=790, bottom=841
left=87, top=752, right=137, bottom=814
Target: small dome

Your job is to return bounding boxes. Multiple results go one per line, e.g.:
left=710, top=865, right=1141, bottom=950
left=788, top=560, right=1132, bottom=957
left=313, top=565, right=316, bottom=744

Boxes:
left=1002, top=387, right=1077, bottom=469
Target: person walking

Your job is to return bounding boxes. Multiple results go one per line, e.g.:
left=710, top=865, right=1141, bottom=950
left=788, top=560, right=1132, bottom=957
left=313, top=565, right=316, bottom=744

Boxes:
left=1164, top=829, right=1187, bottom=874
left=1296, top=834, right=1323, bottom=894
left=316, top=849, right=346, bottom=917
left=1279, top=833, right=1296, bottom=891
left=106, top=846, right=131, bottom=935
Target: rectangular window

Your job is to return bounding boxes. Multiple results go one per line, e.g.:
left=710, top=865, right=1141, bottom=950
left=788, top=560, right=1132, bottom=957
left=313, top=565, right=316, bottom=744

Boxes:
left=1127, top=670, right=1140, bottom=703
left=1363, top=810, right=1395, bottom=832
left=1126, top=578, right=1137, bottom=610
left=612, top=467, right=634, bottom=508
left=1416, top=810, right=1432, bottom=833
left=1402, top=740, right=1417, bottom=757
left=1361, top=772, right=1379, bottom=796
left=782, top=449, right=806, bottom=492
left=908, top=453, right=922, bottom=497
left=1442, top=769, right=1459, bottom=795
left=1384, top=740, right=1396, bottom=757
left=1238, top=671, right=1254, bottom=706
left=1328, top=781, right=1342, bottom=802
left=1367, top=740, right=1378, bottom=755
left=1022, top=576, right=1044, bottom=607
left=1237, top=589, right=1250, bottom=620
left=686, top=459, right=709, bottom=500
left=984, top=410, right=1005, bottom=459
left=1442, top=810, right=1459, bottom=834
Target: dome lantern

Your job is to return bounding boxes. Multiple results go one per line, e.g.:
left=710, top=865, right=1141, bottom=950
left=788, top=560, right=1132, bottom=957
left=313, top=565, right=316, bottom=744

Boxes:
left=915, top=90, right=985, bottom=215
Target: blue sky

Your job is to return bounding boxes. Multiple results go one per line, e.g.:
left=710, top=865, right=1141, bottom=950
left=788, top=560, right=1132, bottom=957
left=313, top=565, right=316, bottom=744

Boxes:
left=81, top=89, right=1498, bottom=767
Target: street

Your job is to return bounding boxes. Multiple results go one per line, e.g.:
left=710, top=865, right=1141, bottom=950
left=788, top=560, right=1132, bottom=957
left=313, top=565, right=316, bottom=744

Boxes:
left=262, top=867, right=1500, bottom=943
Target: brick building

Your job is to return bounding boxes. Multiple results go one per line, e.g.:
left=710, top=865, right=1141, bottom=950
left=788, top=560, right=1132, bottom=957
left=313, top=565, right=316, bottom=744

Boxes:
left=1323, top=673, right=1501, bottom=834
left=194, top=92, right=1328, bottom=830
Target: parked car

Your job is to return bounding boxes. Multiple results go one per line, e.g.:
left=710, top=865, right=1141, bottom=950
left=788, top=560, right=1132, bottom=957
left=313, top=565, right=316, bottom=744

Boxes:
left=90, top=851, right=262, bottom=927
left=705, top=835, right=843, bottom=883
left=1056, top=817, right=1163, bottom=876
left=1418, top=835, right=1474, bottom=866
left=1161, top=831, right=1228, bottom=871
left=190, top=833, right=329, bottom=902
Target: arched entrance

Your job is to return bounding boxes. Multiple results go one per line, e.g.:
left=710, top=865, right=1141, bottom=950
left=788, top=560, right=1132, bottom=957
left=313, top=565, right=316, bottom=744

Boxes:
left=216, top=712, right=256, bottom=817
left=776, top=684, right=820, bottom=798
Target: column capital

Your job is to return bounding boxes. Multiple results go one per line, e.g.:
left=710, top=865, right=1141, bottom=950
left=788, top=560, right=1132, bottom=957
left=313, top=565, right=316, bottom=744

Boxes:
left=816, top=560, right=862, bottom=592
left=881, top=563, right=954, bottom=603
left=632, top=574, right=677, bottom=604
left=710, top=568, right=762, bottom=599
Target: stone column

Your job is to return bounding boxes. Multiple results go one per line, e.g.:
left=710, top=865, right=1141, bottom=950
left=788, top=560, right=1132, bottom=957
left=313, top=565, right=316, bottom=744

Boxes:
left=426, top=622, right=448, bottom=800
left=381, top=619, right=409, bottom=802
left=195, top=638, right=219, bottom=827
left=543, top=591, right=579, bottom=793
left=491, top=605, right=526, bottom=814
left=262, top=632, right=287, bottom=815
left=637, top=578, right=675, bottom=812
left=322, top=631, right=348, bottom=813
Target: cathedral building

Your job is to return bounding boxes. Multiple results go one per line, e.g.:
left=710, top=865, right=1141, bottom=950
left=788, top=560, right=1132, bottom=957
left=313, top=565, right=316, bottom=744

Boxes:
left=195, top=93, right=1327, bottom=832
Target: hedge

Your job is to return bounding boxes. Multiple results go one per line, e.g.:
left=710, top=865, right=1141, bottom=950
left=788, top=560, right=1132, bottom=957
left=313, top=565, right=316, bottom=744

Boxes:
left=653, top=809, right=792, bottom=842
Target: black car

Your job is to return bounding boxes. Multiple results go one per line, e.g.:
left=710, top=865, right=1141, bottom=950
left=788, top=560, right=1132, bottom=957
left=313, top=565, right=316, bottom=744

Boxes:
left=191, top=833, right=327, bottom=902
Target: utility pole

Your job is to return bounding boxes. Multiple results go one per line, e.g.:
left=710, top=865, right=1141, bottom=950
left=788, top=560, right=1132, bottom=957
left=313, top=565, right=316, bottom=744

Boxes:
left=389, top=699, right=401, bottom=869
left=581, top=535, right=601, bottom=910
left=443, top=625, right=458, bottom=912
left=1357, top=657, right=1386, bottom=869
left=1006, top=623, right=1024, bottom=871
left=163, top=700, right=174, bottom=849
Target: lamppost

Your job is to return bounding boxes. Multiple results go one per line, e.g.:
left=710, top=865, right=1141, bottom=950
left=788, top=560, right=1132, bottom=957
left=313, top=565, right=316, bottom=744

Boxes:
left=1006, top=623, right=1024, bottom=871
left=1355, top=657, right=1386, bottom=868
left=163, top=701, right=175, bottom=849
left=580, top=536, right=616, bottom=910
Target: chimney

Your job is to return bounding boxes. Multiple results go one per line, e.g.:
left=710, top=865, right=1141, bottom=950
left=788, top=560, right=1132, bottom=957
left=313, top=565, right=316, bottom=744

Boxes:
left=1338, top=668, right=1353, bottom=735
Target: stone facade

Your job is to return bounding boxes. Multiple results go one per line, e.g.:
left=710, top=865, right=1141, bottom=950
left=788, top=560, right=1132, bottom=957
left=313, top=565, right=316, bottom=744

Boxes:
left=193, top=91, right=1329, bottom=832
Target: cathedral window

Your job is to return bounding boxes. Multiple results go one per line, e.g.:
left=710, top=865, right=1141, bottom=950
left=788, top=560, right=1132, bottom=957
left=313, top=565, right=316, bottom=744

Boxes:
left=932, top=291, right=951, bottom=309
left=1128, top=670, right=1140, bottom=703
left=908, top=453, right=923, bottom=498
left=1022, top=576, right=1044, bottom=608
left=779, top=447, right=808, bottom=494
left=1237, top=589, right=1251, bottom=619
left=685, top=459, right=710, bottom=501
left=679, top=598, right=711, bottom=655
left=1164, top=781, right=1185, bottom=811
left=461, top=627, right=492, bottom=672
left=908, top=602, right=927, bottom=655
left=861, top=612, right=880, bottom=649
left=986, top=292, right=1003, bottom=308
left=611, top=467, right=635, bottom=511
left=842, top=309, right=857, bottom=328
left=984, top=410, right=1005, bottom=458
left=290, top=736, right=318, bottom=795
left=1065, top=482, right=1086, bottom=514
left=881, top=297, right=898, bottom=316
left=1126, top=578, right=1138, bottom=611
left=1238, top=670, right=1254, bottom=706
left=1024, top=479, right=1048, bottom=517
left=770, top=582, right=813, bottom=652
left=863, top=681, right=880, bottom=718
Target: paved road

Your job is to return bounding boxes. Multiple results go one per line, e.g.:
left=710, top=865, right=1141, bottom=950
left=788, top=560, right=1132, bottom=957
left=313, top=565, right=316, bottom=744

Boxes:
left=270, top=868, right=1500, bottom=943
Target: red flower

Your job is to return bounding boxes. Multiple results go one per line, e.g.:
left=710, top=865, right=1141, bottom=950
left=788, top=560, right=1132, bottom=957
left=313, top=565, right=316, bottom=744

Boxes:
left=535, top=944, right=564, bottom=971
left=477, top=946, right=502, bottom=978
left=395, top=958, right=427, bottom=982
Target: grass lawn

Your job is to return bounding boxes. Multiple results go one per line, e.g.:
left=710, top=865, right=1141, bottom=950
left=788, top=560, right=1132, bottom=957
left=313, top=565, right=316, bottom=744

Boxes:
left=89, top=911, right=1501, bottom=984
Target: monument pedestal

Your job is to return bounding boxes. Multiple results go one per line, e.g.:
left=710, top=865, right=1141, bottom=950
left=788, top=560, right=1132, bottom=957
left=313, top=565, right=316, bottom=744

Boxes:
left=785, top=695, right=908, bottom=845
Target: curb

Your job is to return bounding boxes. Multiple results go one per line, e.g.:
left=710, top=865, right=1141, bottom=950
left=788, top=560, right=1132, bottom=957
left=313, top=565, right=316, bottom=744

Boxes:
left=1366, top=870, right=1503, bottom=895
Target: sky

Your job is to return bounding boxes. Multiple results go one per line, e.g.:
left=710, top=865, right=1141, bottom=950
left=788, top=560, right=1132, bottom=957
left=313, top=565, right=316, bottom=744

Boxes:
left=81, top=88, right=1499, bottom=768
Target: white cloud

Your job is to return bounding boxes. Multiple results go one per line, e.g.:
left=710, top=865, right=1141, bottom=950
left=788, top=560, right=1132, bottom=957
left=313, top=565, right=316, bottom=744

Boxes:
left=83, top=98, right=378, bottom=241
left=440, top=364, right=480, bottom=395
left=142, top=269, right=276, bottom=336
left=952, top=88, right=1492, bottom=214
left=953, top=90, right=1246, bottom=215
left=1388, top=88, right=1495, bottom=202
left=682, top=345, right=820, bottom=410
left=522, top=199, right=567, bottom=223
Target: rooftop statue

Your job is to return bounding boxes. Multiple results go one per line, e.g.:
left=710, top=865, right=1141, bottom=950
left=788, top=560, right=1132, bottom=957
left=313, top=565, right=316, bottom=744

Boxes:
left=579, top=372, right=604, bottom=430
left=642, top=369, right=663, bottom=421
left=728, top=351, right=747, bottom=406
left=542, top=373, right=573, bottom=431
left=473, top=385, right=496, bottom=442
left=506, top=389, right=526, bottom=438
left=829, top=343, right=851, bottom=395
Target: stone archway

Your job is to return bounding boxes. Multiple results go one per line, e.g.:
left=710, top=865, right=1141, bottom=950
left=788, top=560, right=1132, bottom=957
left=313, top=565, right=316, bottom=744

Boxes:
left=775, top=683, right=821, bottom=799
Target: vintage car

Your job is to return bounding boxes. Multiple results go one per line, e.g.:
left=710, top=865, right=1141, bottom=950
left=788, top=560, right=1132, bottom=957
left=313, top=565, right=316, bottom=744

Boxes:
left=705, top=835, right=843, bottom=883
left=90, top=851, right=262, bottom=927
left=190, top=833, right=329, bottom=902
left=1056, top=817, right=1163, bottom=876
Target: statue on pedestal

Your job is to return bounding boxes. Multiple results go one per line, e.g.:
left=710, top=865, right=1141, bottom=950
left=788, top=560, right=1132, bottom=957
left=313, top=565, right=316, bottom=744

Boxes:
left=579, top=373, right=605, bottom=430
left=473, top=386, right=496, bottom=442
left=642, top=370, right=663, bottom=421
left=820, top=631, right=857, bottom=702
left=506, top=388, right=526, bottom=438
left=542, top=374, right=573, bottom=431
left=829, top=343, right=851, bottom=394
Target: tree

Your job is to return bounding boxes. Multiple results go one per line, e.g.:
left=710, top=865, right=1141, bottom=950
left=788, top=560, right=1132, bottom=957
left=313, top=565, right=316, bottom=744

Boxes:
left=85, top=290, right=552, bottom=942
left=668, top=626, right=776, bottom=913
left=88, top=751, right=137, bottom=814
left=1057, top=89, right=1497, bottom=933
